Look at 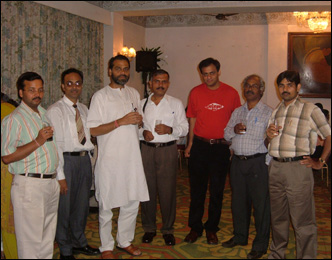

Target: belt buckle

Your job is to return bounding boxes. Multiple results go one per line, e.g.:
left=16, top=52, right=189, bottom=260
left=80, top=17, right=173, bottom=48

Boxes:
left=80, top=151, right=86, bottom=156
left=209, top=139, right=215, bottom=145
left=155, top=143, right=161, bottom=148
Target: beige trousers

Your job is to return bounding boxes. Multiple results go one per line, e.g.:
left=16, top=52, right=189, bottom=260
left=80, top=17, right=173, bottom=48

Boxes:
left=11, top=175, right=60, bottom=259
left=268, top=160, right=317, bottom=259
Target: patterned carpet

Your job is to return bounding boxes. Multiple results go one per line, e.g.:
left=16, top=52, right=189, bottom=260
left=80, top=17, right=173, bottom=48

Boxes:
left=53, top=164, right=331, bottom=259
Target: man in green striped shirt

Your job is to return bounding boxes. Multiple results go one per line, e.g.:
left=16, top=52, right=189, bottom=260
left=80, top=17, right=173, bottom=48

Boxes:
left=1, top=72, right=60, bottom=259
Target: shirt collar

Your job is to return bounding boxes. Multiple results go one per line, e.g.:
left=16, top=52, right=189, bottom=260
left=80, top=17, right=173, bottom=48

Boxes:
left=20, top=100, right=44, bottom=115
left=63, top=95, right=79, bottom=107
left=149, top=93, right=169, bottom=105
left=281, top=95, right=300, bottom=108
left=243, top=100, right=264, bottom=111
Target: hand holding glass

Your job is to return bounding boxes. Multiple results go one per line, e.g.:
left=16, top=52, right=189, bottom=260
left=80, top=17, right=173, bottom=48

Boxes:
left=239, top=119, right=247, bottom=134
left=43, top=121, right=53, bottom=141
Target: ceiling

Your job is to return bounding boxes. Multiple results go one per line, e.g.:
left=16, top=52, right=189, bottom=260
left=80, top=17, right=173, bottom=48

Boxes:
left=86, top=1, right=331, bottom=28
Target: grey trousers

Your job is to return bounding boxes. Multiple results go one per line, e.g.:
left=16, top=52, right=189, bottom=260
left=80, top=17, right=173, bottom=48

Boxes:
left=56, top=154, right=92, bottom=255
left=140, top=142, right=178, bottom=234
left=268, top=160, right=317, bottom=259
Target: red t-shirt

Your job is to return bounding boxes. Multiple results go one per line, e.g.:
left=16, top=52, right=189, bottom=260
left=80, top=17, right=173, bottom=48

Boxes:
left=187, top=82, right=241, bottom=139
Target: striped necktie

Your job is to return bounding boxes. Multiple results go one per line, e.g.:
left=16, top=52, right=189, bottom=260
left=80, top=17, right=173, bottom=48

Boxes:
left=73, top=104, right=86, bottom=145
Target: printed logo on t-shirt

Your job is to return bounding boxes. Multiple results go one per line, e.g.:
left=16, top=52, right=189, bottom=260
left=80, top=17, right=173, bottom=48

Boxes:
left=205, top=103, right=224, bottom=111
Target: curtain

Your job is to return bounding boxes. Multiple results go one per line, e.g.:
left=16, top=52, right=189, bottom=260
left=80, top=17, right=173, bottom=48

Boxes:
left=1, top=1, right=104, bottom=108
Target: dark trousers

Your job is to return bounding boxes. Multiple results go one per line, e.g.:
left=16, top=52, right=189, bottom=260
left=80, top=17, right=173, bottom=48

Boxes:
left=188, top=138, right=230, bottom=234
left=56, top=154, right=92, bottom=255
left=141, top=143, right=178, bottom=234
left=230, top=154, right=270, bottom=252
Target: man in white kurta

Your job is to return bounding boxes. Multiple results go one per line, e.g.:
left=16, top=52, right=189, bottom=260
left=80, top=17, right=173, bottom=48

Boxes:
left=87, top=55, right=149, bottom=258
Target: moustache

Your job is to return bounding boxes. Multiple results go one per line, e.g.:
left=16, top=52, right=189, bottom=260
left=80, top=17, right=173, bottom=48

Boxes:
left=282, top=92, right=290, bottom=95
left=157, top=87, right=165, bottom=90
left=32, top=97, right=41, bottom=101
left=245, top=91, right=254, bottom=95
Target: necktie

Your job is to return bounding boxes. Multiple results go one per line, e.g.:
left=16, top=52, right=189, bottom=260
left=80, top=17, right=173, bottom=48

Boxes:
left=73, top=104, right=86, bottom=145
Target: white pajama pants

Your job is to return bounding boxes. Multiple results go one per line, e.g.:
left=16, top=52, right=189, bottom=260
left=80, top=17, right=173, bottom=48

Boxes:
left=99, top=200, right=139, bottom=252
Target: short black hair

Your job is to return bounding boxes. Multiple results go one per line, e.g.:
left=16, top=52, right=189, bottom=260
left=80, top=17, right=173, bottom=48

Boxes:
left=108, top=55, right=130, bottom=70
left=16, top=72, right=44, bottom=99
left=198, top=58, right=220, bottom=73
left=151, top=69, right=170, bottom=80
left=61, top=68, right=83, bottom=84
left=276, top=70, right=300, bottom=86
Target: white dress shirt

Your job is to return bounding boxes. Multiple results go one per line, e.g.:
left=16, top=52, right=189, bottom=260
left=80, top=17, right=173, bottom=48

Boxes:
left=47, top=95, right=94, bottom=180
left=139, top=94, right=189, bottom=143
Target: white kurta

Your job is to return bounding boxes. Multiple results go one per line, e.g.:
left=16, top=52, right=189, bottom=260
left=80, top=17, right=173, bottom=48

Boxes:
left=87, top=85, right=149, bottom=209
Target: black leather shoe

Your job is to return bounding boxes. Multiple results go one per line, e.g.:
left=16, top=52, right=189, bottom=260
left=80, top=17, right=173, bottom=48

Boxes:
left=60, top=254, right=76, bottom=259
left=184, top=230, right=201, bottom=243
left=142, top=232, right=156, bottom=243
left=163, top=234, right=176, bottom=246
left=247, top=250, right=267, bottom=259
left=221, top=238, right=247, bottom=248
left=72, top=245, right=100, bottom=255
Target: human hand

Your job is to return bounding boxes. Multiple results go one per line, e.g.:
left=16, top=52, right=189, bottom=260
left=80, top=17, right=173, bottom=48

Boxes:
left=143, top=130, right=154, bottom=142
left=184, top=145, right=192, bottom=158
left=300, top=156, right=324, bottom=170
left=119, top=112, right=143, bottom=126
left=234, top=123, right=246, bottom=134
left=36, top=126, right=54, bottom=145
left=58, top=179, right=68, bottom=195
left=266, top=123, right=282, bottom=140
left=154, top=124, right=172, bottom=135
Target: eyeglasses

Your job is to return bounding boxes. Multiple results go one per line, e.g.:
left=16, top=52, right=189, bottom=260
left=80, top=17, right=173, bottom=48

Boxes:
left=24, top=88, right=44, bottom=94
left=244, top=83, right=260, bottom=89
left=65, top=81, right=83, bottom=87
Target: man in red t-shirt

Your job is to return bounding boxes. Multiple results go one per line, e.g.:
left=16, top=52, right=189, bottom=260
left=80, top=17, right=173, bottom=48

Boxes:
left=184, top=57, right=241, bottom=244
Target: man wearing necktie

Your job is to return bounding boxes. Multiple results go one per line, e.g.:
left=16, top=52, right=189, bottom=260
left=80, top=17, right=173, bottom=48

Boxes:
left=47, top=68, right=100, bottom=259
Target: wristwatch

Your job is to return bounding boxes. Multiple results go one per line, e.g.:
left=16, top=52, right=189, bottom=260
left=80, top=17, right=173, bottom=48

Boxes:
left=319, top=157, right=326, bottom=164
left=168, top=127, right=173, bottom=135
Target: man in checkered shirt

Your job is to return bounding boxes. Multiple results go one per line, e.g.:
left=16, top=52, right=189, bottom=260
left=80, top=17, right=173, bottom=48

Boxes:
left=266, top=70, right=331, bottom=259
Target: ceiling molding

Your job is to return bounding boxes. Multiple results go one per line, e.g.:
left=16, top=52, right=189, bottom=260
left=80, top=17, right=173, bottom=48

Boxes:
left=86, top=1, right=331, bottom=28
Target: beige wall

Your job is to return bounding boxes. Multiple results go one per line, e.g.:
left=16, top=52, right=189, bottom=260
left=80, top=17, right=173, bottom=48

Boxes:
left=141, top=24, right=331, bottom=120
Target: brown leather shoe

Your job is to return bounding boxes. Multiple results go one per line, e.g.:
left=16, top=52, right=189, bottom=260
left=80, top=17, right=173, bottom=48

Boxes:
left=184, top=230, right=201, bottom=243
left=116, top=244, right=142, bottom=256
left=206, top=231, right=218, bottom=244
left=101, top=250, right=115, bottom=259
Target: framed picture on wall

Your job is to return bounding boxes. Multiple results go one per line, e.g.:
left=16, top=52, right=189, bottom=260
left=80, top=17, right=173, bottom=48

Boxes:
left=288, top=32, right=331, bottom=98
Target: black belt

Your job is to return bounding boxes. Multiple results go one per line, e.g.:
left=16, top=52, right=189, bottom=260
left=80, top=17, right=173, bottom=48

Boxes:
left=273, top=155, right=307, bottom=162
left=194, top=135, right=230, bottom=145
left=141, top=140, right=176, bottom=148
left=235, top=153, right=266, bottom=160
left=63, top=151, right=88, bottom=156
left=20, top=173, right=57, bottom=179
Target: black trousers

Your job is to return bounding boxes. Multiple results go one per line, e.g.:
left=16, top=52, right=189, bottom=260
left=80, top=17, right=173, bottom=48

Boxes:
left=188, top=138, right=230, bottom=234
left=56, top=154, right=92, bottom=255
left=230, top=154, right=270, bottom=251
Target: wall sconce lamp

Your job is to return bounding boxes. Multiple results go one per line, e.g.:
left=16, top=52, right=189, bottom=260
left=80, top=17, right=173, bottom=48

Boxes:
left=293, top=11, right=331, bottom=33
left=119, top=46, right=136, bottom=61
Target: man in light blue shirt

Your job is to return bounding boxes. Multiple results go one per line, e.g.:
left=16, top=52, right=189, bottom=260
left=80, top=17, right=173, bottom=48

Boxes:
left=222, top=74, right=272, bottom=259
